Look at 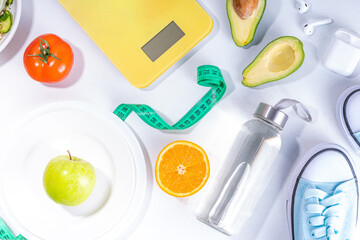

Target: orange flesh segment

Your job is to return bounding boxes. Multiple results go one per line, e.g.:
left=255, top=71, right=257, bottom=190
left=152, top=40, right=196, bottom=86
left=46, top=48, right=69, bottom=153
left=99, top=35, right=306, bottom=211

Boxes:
left=156, top=141, right=210, bottom=197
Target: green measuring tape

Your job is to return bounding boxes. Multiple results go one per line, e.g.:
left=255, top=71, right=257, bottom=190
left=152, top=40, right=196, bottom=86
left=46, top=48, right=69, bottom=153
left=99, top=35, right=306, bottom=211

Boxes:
left=0, top=218, right=26, bottom=240
left=114, top=65, right=226, bottom=130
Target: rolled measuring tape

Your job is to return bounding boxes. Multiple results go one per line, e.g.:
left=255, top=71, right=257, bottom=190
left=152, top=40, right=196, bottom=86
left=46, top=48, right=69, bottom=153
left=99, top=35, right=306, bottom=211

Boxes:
left=114, top=65, right=226, bottom=130
left=0, top=218, right=27, bottom=239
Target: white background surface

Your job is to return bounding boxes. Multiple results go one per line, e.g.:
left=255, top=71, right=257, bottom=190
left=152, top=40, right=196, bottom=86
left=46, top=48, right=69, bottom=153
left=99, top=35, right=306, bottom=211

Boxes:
left=0, top=0, right=360, bottom=239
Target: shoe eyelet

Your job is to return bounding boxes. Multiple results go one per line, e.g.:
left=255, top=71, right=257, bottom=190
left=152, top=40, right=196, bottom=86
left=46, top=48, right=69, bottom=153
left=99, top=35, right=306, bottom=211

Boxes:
left=307, top=218, right=312, bottom=225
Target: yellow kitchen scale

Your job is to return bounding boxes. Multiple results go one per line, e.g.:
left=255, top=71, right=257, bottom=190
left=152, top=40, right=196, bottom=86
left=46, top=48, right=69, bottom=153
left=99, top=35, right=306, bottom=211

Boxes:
left=58, top=0, right=213, bottom=88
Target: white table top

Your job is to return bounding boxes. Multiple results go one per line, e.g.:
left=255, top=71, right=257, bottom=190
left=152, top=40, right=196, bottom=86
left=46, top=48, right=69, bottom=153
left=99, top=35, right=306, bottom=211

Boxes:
left=1, top=0, right=360, bottom=239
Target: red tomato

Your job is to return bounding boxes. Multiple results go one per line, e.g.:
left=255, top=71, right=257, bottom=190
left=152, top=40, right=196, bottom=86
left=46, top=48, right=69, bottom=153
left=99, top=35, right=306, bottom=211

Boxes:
left=23, top=34, right=74, bottom=83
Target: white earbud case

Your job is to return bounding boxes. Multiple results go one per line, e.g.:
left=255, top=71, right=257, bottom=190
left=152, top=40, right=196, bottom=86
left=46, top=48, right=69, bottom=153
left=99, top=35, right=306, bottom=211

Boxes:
left=324, top=29, right=360, bottom=77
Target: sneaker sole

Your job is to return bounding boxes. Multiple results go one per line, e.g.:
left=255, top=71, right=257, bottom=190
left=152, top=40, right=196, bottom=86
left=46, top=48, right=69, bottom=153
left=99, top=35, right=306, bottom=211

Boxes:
left=285, top=143, right=358, bottom=240
left=337, top=85, right=360, bottom=155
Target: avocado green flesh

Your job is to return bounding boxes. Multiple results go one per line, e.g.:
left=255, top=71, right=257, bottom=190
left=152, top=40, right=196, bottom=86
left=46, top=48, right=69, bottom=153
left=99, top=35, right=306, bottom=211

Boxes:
left=242, top=36, right=305, bottom=87
left=227, top=0, right=266, bottom=47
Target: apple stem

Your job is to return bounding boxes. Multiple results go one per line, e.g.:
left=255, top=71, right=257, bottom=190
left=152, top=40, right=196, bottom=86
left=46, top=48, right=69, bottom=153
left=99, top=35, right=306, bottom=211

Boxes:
left=67, top=150, right=72, bottom=160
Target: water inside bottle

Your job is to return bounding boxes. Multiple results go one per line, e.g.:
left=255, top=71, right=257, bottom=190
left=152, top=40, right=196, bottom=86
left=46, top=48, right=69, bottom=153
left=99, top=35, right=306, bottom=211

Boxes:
left=196, top=118, right=281, bottom=235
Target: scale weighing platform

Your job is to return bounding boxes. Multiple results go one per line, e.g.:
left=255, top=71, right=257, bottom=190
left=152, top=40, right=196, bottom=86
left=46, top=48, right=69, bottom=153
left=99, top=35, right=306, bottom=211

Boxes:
left=58, top=0, right=213, bottom=88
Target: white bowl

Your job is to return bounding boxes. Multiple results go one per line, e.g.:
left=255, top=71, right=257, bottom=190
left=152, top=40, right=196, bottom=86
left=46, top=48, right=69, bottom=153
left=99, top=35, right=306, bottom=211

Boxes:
left=0, top=0, right=22, bottom=52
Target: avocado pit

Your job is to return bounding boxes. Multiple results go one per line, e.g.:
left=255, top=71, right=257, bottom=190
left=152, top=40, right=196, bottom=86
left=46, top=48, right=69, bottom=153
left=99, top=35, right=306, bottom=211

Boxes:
left=233, top=0, right=258, bottom=19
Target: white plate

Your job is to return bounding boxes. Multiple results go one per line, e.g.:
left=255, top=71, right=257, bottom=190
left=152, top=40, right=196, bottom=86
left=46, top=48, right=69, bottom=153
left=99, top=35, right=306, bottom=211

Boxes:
left=0, top=101, right=148, bottom=240
left=0, top=0, right=21, bottom=52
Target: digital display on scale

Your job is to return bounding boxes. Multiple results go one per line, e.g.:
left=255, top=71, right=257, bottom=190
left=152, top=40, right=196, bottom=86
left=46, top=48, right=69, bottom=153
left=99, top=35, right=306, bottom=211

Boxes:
left=142, top=21, right=185, bottom=62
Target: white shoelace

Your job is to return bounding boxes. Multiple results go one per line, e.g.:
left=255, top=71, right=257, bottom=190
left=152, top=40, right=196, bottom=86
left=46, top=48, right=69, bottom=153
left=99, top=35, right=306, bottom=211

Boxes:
left=304, top=188, right=347, bottom=240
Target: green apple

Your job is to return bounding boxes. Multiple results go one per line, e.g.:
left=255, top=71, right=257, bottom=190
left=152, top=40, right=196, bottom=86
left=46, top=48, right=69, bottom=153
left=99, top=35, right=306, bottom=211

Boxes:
left=43, top=151, right=96, bottom=206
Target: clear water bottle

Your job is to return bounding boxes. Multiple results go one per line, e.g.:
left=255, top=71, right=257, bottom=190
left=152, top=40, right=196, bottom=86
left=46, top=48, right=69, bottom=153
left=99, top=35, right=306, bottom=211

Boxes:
left=196, top=99, right=311, bottom=235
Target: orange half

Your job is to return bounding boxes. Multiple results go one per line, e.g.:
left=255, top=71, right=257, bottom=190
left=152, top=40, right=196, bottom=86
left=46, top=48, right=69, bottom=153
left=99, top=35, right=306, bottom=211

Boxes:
left=155, top=140, right=210, bottom=197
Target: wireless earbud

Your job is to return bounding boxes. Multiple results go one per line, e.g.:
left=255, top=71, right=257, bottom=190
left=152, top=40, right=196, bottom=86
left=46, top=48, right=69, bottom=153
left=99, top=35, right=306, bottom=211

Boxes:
left=303, top=18, right=333, bottom=36
left=296, top=0, right=310, bottom=14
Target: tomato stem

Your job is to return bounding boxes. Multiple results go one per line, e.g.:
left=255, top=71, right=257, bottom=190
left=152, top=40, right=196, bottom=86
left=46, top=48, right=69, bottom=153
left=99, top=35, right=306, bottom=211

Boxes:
left=27, top=38, right=61, bottom=64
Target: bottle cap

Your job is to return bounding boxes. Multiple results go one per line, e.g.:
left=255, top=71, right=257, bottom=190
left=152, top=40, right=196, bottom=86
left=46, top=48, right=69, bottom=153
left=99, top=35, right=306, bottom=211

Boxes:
left=254, top=103, right=288, bottom=130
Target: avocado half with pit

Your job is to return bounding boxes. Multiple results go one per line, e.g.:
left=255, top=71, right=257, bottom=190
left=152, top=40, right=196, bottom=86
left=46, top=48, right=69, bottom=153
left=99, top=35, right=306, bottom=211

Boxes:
left=227, top=0, right=266, bottom=47
left=242, top=36, right=305, bottom=87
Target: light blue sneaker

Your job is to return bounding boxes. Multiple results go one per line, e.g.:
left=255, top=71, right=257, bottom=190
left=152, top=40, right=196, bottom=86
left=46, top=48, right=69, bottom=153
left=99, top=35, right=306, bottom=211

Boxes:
left=287, top=144, right=358, bottom=240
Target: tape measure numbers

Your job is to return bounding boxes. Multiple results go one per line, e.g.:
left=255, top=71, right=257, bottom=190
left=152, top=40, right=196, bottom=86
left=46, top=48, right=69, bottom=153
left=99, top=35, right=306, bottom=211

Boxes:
left=114, top=65, right=226, bottom=130
left=0, top=218, right=27, bottom=240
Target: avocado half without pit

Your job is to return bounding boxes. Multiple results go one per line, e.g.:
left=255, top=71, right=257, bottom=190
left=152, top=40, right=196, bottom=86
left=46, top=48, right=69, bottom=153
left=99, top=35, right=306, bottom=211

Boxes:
left=242, top=36, right=305, bottom=87
left=227, top=0, right=266, bottom=47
